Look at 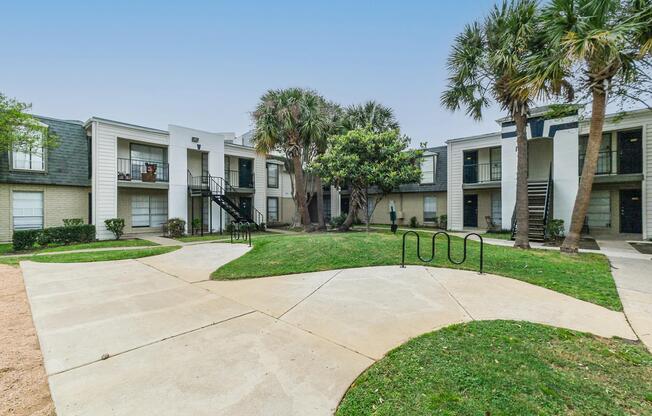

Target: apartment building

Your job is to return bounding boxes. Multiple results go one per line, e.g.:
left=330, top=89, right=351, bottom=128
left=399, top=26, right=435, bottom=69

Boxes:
left=1, top=116, right=296, bottom=241
left=446, top=107, right=651, bottom=240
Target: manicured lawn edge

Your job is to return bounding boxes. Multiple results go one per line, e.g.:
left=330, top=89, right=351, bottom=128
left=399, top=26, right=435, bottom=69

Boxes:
left=212, top=232, right=622, bottom=311
left=0, top=246, right=180, bottom=266
left=336, top=320, right=652, bottom=416
left=0, top=238, right=158, bottom=256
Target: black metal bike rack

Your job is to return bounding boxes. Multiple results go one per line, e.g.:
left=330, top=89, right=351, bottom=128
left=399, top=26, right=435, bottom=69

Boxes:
left=230, top=222, right=252, bottom=247
left=400, top=231, right=483, bottom=274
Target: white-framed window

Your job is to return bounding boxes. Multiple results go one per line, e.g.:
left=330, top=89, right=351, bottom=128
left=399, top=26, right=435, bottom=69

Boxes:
left=132, top=194, right=168, bottom=227
left=267, top=163, right=279, bottom=188
left=13, top=191, right=44, bottom=230
left=420, top=155, right=436, bottom=184
left=12, top=140, right=45, bottom=171
left=491, top=191, right=502, bottom=227
left=424, top=196, right=437, bottom=222
left=267, top=197, right=279, bottom=222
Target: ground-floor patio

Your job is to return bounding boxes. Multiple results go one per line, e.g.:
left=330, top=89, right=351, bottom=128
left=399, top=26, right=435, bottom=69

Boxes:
left=19, top=242, right=646, bottom=415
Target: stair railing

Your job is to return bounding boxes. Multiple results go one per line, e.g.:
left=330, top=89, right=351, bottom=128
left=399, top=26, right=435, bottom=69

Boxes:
left=542, top=162, right=553, bottom=240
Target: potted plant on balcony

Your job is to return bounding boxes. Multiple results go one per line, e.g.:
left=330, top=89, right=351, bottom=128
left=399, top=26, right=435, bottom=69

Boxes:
left=142, top=163, right=158, bottom=182
left=118, top=171, right=126, bottom=181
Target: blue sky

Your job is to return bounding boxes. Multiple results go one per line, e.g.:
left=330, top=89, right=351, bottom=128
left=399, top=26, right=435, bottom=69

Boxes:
left=2, top=0, right=507, bottom=147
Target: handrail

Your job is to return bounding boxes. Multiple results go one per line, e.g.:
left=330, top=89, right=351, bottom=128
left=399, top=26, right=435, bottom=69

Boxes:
left=400, top=231, right=484, bottom=274
left=542, top=162, right=553, bottom=240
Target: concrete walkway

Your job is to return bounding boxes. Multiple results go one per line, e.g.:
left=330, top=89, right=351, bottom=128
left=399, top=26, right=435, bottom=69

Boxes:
left=598, top=239, right=652, bottom=351
left=20, top=243, right=637, bottom=416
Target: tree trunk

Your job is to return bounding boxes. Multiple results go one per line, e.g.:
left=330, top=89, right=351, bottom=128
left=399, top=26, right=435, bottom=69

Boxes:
left=315, top=176, right=326, bottom=230
left=291, top=153, right=312, bottom=232
left=364, top=188, right=370, bottom=233
left=339, top=186, right=361, bottom=231
left=561, top=87, right=607, bottom=253
left=513, top=111, right=531, bottom=249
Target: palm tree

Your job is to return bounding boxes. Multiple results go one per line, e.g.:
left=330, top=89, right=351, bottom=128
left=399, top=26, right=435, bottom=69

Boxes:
left=338, top=101, right=400, bottom=230
left=534, top=0, right=652, bottom=253
left=252, top=88, right=329, bottom=231
left=442, top=0, right=571, bottom=249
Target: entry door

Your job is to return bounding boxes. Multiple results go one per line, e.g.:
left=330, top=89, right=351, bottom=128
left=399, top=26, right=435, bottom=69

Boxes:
left=463, top=151, right=478, bottom=183
left=239, top=197, right=252, bottom=220
left=238, top=159, right=253, bottom=188
left=464, top=194, right=478, bottom=228
left=618, top=130, right=642, bottom=174
left=620, top=190, right=642, bottom=233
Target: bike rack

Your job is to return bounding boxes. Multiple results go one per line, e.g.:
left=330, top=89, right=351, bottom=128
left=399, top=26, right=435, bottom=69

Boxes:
left=400, top=231, right=483, bottom=274
left=230, top=222, right=252, bottom=247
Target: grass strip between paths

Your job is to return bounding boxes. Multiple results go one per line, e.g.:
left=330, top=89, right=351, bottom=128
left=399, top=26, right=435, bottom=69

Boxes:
left=0, top=246, right=180, bottom=266
left=212, top=232, right=622, bottom=311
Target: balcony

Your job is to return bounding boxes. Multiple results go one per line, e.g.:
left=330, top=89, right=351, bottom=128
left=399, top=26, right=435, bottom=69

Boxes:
left=117, top=158, right=169, bottom=183
left=225, top=169, right=254, bottom=189
left=578, top=150, right=642, bottom=176
left=463, top=162, right=502, bottom=184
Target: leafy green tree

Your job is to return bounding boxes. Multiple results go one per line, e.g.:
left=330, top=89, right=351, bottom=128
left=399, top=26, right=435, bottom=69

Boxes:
left=532, top=0, right=652, bottom=253
left=441, top=0, right=571, bottom=248
left=342, top=100, right=400, bottom=133
left=310, top=128, right=422, bottom=232
left=252, top=88, right=329, bottom=231
left=0, top=92, right=57, bottom=151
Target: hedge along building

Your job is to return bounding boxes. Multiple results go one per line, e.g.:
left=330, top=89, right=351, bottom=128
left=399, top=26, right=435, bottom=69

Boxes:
left=0, top=115, right=297, bottom=242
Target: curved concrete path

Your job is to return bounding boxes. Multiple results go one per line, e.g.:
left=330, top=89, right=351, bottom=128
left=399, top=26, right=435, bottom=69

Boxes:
left=20, top=243, right=637, bottom=416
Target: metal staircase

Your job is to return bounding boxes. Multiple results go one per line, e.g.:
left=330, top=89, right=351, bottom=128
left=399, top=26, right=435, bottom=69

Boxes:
left=511, top=164, right=553, bottom=242
left=187, top=171, right=264, bottom=228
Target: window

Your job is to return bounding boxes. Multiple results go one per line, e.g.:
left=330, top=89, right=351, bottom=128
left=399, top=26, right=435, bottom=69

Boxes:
left=587, top=190, right=611, bottom=228
left=12, top=141, right=45, bottom=171
left=267, top=163, right=279, bottom=188
left=267, top=197, right=279, bottom=222
left=491, top=192, right=502, bottom=228
left=423, top=196, right=437, bottom=222
left=13, top=192, right=43, bottom=230
left=130, top=144, right=165, bottom=163
left=420, top=155, right=435, bottom=184
left=132, top=194, right=168, bottom=227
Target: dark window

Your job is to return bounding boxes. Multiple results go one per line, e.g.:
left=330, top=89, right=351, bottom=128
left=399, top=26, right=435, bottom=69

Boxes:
left=267, top=197, right=279, bottom=222
left=267, top=163, right=279, bottom=188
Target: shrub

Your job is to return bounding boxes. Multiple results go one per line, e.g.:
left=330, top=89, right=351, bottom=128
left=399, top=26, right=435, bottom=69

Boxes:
left=165, top=218, right=185, bottom=238
left=258, top=222, right=266, bottom=231
left=191, top=218, right=201, bottom=233
left=12, top=229, right=40, bottom=251
left=546, top=219, right=565, bottom=241
left=105, top=218, right=125, bottom=240
left=38, top=225, right=96, bottom=246
left=62, top=218, right=84, bottom=227
left=409, top=216, right=419, bottom=228
left=439, top=214, right=448, bottom=229
left=225, top=222, right=236, bottom=233
left=330, top=213, right=348, bottom=228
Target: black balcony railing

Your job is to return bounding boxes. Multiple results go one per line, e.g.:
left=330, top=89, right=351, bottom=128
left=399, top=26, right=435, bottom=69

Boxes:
left=578, top=150, right=642, bottom=175
left=463, top=162, right=501, bottom=184
left=224, top=169, right=254, bottom=188
left=117, top=158, right=169, bottom=182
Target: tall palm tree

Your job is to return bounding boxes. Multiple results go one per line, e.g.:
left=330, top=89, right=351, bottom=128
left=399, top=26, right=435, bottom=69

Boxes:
left=534, top=0, right=652, bottom=253
left=252, top=88, right=329, bottom=231
left=442, top=0, right=570, bottom=249
left=338, top=101, right=400, bottom=230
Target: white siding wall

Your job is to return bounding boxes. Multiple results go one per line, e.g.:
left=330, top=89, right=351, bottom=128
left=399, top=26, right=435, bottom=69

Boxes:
left=91, top=121, right=169, bottom=240
left=645, top=119, right=652, bottom=239
left=447, top=133, right=502, bottom=231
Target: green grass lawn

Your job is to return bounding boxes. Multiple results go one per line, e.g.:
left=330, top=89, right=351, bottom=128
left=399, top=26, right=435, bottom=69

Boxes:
left=0, top=246, right=180, bottom=266
left=482, top=230, right=513, bottom=240
left=0, top=238, right=158, bottom=256
left=337, top=321, right=652, bottom=416
left=212, top=232, right=621, bottom=311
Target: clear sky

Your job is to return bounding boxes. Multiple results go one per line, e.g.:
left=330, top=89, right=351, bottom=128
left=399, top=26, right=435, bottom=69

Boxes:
left=2, top=0, right=508, bottom=147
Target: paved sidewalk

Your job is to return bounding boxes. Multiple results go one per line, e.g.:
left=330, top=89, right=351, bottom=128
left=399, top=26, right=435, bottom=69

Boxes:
left=600, top=239, right=652, bottom=351
left=21, top=246, right=637, bottom=415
